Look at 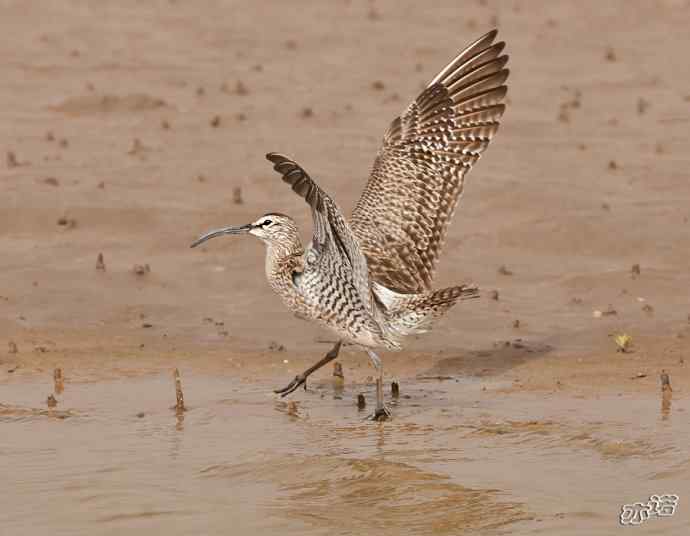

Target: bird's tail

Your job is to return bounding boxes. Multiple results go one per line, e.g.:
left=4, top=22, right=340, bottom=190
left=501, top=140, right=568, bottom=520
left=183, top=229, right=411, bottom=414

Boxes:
left=373, top=282, right=479, bottom=337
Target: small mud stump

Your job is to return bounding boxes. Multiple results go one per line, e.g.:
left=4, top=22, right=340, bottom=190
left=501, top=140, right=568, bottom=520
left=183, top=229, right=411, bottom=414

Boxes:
left=232, top=186, right=243, bottom=205
left=660, top=370, right=672, bottom=418
left=53, top=368, right=64, bottom=394
left=391, top=381, right=400, bottom=398
left=173, top=368, right=186, bottom=413
left=333, top=361, right=344, bottom=391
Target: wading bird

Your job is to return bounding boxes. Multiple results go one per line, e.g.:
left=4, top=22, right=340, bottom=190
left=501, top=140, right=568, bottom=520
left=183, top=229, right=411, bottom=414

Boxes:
left=191, top=30, right=509, bottom=420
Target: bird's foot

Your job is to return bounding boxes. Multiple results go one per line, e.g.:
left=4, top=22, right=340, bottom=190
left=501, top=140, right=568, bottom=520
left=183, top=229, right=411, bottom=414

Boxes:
left=273, top=375, right=307, bottom=397
left=369, top=404, right=391, bottom=422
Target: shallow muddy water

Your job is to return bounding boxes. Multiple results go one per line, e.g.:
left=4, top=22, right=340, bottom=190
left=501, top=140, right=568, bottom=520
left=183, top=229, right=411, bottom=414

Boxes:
left=1, top=373, right=688, bottom=535
left=2, top=0, right=690, bottom=534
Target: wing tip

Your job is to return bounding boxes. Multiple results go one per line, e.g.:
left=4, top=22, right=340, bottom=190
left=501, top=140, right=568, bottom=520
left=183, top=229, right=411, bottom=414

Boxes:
left=429, top=29, right=505, bottom=87
left=266, top=152, right=286, bottom=164
left=474, top=28, right=500, bottom=50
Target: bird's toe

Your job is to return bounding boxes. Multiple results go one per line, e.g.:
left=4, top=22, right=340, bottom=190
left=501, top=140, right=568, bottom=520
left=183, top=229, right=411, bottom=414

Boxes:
left=273, top=374, right=306, bottom=397
left=369, top=404, right=392, bottom=422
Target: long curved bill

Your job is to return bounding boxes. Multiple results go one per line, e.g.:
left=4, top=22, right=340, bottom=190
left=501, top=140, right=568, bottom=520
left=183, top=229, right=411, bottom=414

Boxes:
left=190, top=224, right=252, bottom=248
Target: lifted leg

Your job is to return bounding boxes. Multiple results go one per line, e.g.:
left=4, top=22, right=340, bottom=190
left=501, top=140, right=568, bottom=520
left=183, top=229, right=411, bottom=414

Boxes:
left=366, top=349, right=390, bottom=421
left=274, top=340, right=342, bottom=397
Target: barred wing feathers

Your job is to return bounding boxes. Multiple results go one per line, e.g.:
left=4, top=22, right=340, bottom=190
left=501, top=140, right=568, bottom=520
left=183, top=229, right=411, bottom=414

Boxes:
left=350, top=29, right=509, bottom=293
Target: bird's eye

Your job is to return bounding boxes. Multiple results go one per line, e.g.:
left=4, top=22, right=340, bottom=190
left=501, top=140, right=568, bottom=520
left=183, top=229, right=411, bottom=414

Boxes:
left=261, top=219, right=272, bottom=227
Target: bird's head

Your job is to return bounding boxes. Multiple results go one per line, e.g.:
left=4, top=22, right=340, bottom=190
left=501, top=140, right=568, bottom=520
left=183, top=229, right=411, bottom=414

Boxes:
left=190, top=213, right=299, bottom=249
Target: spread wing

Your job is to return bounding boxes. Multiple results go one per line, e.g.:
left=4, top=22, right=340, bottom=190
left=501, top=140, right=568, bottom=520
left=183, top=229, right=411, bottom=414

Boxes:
left=265, top=153, right=373, bottom=314
left=350, top=29, right=509, bottom=293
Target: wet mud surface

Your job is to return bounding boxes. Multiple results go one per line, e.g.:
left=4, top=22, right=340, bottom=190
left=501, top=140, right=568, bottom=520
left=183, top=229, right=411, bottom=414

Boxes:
left=2, top=0, right=690, bottom=534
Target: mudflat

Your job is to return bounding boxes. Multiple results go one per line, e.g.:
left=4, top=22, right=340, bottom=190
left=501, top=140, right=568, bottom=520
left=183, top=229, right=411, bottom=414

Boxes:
left=1, top=1, right=689, bottom=534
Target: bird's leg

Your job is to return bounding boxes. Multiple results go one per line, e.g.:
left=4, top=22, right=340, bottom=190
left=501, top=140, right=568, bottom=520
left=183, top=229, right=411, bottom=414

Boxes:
left=366, top=349, right=390, bottom=421
left=274, top=340, right=342, bottom=397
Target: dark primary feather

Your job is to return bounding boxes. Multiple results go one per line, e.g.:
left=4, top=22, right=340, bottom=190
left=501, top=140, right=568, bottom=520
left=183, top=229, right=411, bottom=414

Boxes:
left=350, top=29, right=509, bottom=293
left=266, top=153, right=329, bottom=244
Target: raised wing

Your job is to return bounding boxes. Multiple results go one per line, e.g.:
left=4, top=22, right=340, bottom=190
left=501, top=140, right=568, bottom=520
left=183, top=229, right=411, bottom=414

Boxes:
left=265, top=153, right=373, bottom=313
left=350, top=29, right=509, bottom=293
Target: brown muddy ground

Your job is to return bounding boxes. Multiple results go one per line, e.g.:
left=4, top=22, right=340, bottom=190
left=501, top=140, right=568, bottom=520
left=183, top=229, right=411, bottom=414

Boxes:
left=1, top=1, right=689, bottom=534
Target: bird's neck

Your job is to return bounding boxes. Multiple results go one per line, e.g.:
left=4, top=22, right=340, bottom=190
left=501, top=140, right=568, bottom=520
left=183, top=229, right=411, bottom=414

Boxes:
left=264, top=241, right=305, bottom=293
